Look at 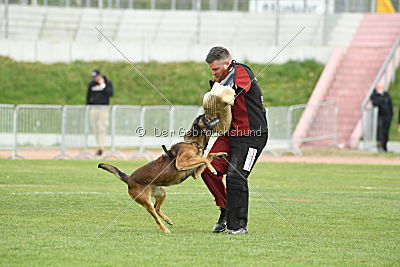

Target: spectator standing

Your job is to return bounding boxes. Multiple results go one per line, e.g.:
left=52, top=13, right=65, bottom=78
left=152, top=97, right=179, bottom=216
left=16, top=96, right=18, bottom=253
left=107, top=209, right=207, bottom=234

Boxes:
left=86, top=69, right=114, bottom=156
left=370, top=84, right=393, bottom=152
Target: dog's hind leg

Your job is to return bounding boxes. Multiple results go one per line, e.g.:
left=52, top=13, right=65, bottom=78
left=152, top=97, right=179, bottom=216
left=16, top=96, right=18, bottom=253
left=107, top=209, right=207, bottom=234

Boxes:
left=152, top=186, right=173, bottom=226
left=129, top=185, right=170, bottom=234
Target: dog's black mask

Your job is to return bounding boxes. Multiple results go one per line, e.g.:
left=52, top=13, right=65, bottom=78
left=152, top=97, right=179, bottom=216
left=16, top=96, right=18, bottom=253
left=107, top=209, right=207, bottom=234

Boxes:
left=185, top=114, right=217, bottom=138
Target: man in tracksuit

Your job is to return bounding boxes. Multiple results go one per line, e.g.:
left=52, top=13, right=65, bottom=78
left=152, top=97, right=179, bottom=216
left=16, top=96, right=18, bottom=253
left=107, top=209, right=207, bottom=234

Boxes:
left=202, top=47, right=268, bottom=235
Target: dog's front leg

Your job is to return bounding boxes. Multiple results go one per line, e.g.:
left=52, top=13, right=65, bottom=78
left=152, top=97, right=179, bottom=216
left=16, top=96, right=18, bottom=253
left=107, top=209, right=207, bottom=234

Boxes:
left=192, top=152, right=228, bottom=178
left=176, top=152, right=217, bottom=175
left=193, top=165, right=207, bottom=179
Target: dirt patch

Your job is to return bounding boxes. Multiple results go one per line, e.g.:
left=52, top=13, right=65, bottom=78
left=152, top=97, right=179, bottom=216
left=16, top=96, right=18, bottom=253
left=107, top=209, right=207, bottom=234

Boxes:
left=2, top=148, right=400, bottom=165
left=259, top=154, right=400, bottom=165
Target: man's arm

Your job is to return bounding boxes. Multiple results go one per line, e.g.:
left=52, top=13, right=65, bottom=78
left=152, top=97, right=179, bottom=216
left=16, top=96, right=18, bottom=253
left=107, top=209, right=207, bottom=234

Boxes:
left=370, top=90, right=384, bottom=107
left=105, top=80, right=114, bottom=97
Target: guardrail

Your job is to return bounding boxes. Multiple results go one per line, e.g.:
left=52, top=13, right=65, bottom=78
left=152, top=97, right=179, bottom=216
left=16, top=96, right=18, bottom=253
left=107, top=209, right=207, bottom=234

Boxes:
left=0, top=103, right=337, bottom=159
left=291, top=102, right=337, bottom=145
left=361, top=35, right=400, bottom=151
left=5, top=0, right=389, bottom=13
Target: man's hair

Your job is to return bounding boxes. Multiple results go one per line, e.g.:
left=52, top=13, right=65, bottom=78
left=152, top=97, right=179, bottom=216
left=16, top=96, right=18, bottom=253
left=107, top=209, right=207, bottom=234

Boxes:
left=205, top=46, right=231, bottom=64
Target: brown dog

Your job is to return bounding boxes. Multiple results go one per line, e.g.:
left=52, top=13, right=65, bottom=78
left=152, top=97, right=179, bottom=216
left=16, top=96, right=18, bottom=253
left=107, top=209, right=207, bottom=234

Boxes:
left=98, top=115, right=227, bottom=233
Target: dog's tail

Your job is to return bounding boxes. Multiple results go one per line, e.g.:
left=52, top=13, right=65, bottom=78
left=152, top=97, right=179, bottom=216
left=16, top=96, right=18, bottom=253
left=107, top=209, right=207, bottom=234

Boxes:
left=98, top=163, right=129, bottom=184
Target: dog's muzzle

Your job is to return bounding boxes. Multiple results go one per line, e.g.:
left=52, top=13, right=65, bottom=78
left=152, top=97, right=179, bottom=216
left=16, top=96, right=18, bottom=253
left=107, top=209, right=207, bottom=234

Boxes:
left=203, top=116, right=220, bottom=130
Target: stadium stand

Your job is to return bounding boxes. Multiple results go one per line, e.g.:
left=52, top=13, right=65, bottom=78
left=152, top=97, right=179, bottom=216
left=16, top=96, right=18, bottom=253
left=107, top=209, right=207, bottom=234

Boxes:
left=327, top=13, right=363, bottom=47
left=3, top=5, right=45, bottom=40
left=0, top=5, right=362, bottom=63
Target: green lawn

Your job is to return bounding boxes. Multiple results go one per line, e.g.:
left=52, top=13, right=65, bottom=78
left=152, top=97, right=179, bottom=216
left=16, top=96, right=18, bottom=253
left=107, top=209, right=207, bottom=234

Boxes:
left=388, top=67, right=400, bottom=141
left=0, top=160, right=399, bottom=265
left=0, top=57, right=323, bottom=107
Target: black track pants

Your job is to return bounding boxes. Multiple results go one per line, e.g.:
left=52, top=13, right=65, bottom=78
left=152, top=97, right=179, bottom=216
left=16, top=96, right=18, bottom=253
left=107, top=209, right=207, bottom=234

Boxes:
left=377, top=116, right=391, bottom=151
left=226, top=133, right=268, bottom=230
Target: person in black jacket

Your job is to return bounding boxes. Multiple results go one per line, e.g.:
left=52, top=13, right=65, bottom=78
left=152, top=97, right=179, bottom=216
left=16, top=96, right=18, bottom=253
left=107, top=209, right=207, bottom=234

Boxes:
left=86, top=69, right=114, bottom=156
left=370, top=84, right=393, bottom=152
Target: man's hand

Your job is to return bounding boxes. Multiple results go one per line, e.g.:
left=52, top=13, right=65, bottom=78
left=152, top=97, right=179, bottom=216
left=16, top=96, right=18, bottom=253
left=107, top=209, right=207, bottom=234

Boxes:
left=95, top=75, right=105, bottom=86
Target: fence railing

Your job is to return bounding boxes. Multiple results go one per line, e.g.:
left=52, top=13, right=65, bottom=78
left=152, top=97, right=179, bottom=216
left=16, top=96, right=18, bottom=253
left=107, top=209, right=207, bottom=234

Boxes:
left=291, top=102, right=337, bottom=147
left=0, top=103, right=337, bottom=159
left=361, top=35, right=400, bottom=151
left=5, top=0, right=397, bottom=13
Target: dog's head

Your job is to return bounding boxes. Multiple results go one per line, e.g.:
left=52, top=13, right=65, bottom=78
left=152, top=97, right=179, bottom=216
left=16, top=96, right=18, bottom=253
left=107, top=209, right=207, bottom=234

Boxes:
left=184, top=114, right=217, bottom=149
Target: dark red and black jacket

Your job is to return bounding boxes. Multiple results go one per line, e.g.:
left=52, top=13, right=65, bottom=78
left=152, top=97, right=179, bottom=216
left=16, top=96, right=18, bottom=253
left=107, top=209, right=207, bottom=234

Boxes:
left=217, top=61, right=268, bottom=137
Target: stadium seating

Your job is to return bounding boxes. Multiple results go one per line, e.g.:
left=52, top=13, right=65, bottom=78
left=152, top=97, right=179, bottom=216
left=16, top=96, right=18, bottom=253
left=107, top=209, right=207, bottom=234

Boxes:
left=4, top=6, right=45, bottom=40
left=327, top=13, right=363, bottom=47
left=40, top=7, right=81, bottom=41
left=1, top=5, right=361, bottom=47
left=0, top=5, right=369, bottom=64
left=76, top=8, right=122, bottom=41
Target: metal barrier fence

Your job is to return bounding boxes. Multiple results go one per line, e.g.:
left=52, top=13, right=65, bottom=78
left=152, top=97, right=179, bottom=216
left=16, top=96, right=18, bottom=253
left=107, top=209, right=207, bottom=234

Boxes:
left=12, top=104, right=63, bottom=158
left=264, top=106, right=293, bottom=155
left=291, top=102, right=337, bottom=147
left=361, top=106, right=378, bottom=151
left=0, top=103, right=337, bottom=159
left=0, top=104, right=14, bottom=150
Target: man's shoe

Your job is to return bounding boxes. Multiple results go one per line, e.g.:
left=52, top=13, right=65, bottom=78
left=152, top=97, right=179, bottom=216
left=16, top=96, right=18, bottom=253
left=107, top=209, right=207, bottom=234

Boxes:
left=96, top=149, right=103, bottom=156
left=212, top=207, right=227, bottom=233
left=227, top=228, right=248, bottom=235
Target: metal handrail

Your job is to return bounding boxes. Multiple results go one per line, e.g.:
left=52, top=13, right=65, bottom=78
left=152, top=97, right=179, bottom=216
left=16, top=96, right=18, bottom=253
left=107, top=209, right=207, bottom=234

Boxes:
left=361, top=35, right=400, bottom=109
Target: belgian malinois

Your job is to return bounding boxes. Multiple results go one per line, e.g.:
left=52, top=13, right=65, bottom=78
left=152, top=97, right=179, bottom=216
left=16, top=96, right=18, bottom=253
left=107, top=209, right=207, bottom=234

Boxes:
left=98, top=115, right=227, bottom=233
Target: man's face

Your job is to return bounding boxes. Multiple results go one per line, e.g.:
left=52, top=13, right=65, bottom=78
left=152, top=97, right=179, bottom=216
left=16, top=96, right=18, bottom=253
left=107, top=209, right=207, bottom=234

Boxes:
left=94, top=75, right=103, bottom=84
left=376, top=84, right=384, bottom=93
left=208, top=59, right=230, bottom=82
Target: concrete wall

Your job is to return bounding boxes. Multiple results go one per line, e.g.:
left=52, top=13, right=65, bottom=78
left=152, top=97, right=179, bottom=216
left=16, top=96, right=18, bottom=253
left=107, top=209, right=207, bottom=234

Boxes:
left=0, top=39, right=334, bottom=63
left=0, top=6, right=363, bottom=63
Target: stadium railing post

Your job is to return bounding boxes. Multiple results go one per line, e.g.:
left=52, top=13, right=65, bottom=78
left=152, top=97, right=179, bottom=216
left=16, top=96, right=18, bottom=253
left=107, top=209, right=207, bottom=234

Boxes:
left=102, top=105, right=126, bottom=160
left=0, top=104, right=14, bottom=159
left=74, top=105, right=95, bottom=160
left=131, top=106, right=152, bottom=160
left=11, top=105, right=25, bottom=159
left=53, top=105, right=72, bottom=160
left=168, top=106, right=175, bottom=147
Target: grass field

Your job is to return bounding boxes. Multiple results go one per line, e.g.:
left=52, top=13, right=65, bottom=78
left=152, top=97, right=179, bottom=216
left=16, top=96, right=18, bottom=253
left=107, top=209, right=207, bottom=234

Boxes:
left=1, top=160, right=399, bottom=265
left=0, top=57, right=323, bottom=107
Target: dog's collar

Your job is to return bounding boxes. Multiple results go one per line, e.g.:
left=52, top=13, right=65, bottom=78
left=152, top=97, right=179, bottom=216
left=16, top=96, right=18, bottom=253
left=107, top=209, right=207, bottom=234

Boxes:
left=184, top=141, right=204, bottom=154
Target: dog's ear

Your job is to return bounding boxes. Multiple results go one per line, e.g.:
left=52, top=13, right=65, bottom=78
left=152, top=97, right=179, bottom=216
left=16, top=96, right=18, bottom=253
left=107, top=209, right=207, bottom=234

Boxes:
left=209, top=80, right=215, bottom=89
left=156, top=156, right=164, bottom=168
left=193, top=115, right=202, bottom=125
left=197, top=114, right=210, bottom=130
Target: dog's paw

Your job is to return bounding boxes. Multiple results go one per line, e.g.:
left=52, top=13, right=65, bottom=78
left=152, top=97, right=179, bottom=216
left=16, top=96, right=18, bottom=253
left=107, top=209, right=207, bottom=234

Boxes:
left=166, top=220, right=174, bottom=226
